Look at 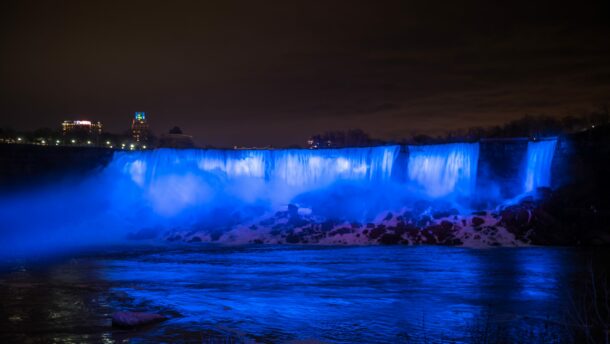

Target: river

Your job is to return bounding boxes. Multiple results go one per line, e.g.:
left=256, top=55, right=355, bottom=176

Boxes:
left=1, top=245, right=607, bottom=343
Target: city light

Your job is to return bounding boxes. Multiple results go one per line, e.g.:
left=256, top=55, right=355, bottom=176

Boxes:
left=41, top=140, right=46, bottom=144
left=71, top=139, right=76, bottom=143
left=143, top=145, right=147, bottom=149
left=87, top=140, right=92, bottom=144
left=106, top=141, right=111, bottom=145
left=17, top=137, right=22, bottom=141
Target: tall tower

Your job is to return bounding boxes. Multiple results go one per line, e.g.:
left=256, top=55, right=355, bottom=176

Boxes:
left=131, top=112, right=149, bottom=143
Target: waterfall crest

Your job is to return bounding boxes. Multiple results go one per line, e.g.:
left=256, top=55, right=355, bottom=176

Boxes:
left=407, top=143, right=480, bottom=198
left=117, top=145, right=400, bottom=188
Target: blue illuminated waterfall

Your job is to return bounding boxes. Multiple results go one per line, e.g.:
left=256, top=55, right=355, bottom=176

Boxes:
left=0, top=140, right=566, bottom=256
left=109, top=143, right=485, bottom=218
left=106, top=146, right=401, bottom=216
left=407, top=143, right=480, bottom=198
left=117, top=146, right=399, bottom=187
left=523, top=139, right=557, bottom=193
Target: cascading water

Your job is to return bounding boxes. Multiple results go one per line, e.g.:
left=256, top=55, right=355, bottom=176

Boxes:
left=407, top=143, right=480, bottom=198
left=118, top=145, right=399, bottom=189
left=0, top=139, right=565, bottom=256
left=523, top=139, right=557, bottom=193
left=107, top=146, right=401, bottom=217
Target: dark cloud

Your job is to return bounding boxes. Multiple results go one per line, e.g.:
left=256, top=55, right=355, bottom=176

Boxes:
left=1, top=0, right=609, bottom=146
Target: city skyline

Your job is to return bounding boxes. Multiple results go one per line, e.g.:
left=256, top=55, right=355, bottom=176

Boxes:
left=1, top=0, right=609, bottom=147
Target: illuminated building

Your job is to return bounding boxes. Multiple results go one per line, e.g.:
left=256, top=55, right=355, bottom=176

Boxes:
left=131, top=112, right=149, bottom=143
left=61, top=120, right=102, bottom=143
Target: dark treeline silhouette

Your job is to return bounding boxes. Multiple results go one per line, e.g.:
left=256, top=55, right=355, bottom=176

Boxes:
left=307, top=105, right=610, bottom=147
left=403, top=105, right=610, bottom=145
left=307, top=129, right=384, bottom=148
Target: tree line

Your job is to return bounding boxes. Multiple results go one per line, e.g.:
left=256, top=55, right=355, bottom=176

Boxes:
left=307, top=105, right=610, bottom=147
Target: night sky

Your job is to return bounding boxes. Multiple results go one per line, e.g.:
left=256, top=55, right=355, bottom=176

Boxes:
left=1, top=0, right=609, bottom=146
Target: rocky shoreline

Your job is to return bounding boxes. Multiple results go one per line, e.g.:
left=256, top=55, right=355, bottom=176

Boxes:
left=152, top=187, right=609, bottom=248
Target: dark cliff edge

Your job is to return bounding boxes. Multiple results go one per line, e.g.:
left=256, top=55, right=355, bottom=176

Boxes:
left=474, top=125, right=610, bottom=246
left=533, top=125, right=610, bottom=245
left=0, top=144, right=115, bottom=191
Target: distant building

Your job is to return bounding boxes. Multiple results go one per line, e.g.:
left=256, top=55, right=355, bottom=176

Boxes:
left=158, top=126, right=195, bottom=148
left=131, top=112, right=149, bottom=143
left=61, top=120, right=102, bottom=143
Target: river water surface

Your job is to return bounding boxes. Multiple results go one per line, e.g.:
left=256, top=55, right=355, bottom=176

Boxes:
left=0, top=245, right=606, bottom=343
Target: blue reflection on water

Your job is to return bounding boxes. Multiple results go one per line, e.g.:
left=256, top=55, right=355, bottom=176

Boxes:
left=96, top=245, right=569, bottom=343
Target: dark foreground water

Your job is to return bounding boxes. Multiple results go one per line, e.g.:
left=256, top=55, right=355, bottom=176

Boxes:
left=0, top=245, right=607, bottom=343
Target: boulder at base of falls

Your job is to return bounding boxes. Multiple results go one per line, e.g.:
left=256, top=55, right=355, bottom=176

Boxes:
left=471, top=216, right=485, bottom=227
left=112, top=312, right=167, bottom=329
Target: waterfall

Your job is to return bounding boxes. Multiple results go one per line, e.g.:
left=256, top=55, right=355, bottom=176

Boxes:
left=407, top=143, right=480, bottom=198
left=268, top=146, right=398, bottom=186
left=108, top=146, right=401, bottom=213
left=523, top=139, right=557, bottom=193
left=0, top=140, right=568, bottom=257
left=117, top=145, right=400, bottom=187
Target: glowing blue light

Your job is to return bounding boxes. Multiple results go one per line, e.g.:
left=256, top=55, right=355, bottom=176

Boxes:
left=127, top=160, right=147, bottom=186
left=0, top=142, right=563, bottom=257
left=135, top=112, right=146, bottom=120
left=523, top=139, right=557, bottom=193
left=407, top=143, right=480, bottom=197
